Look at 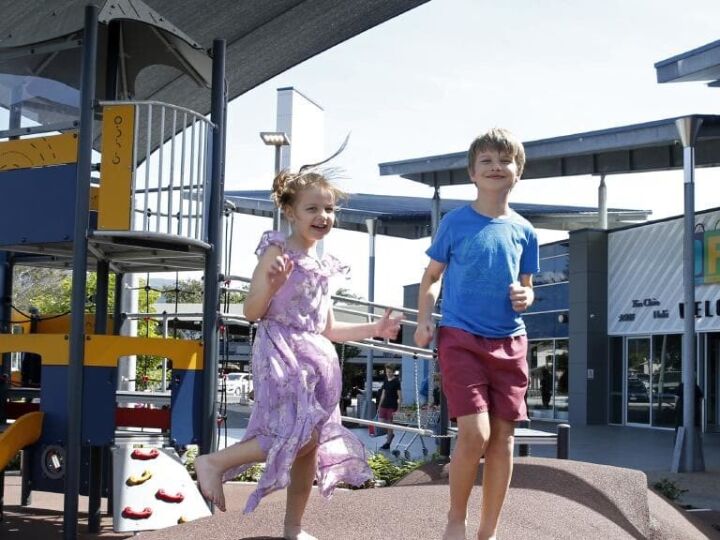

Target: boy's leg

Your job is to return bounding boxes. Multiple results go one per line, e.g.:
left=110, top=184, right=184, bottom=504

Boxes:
left=284, top=438, right=319, bottom=540
left=476, top=416, right=515, bottom=540
left=444, top=412, right=490, bottom=540
left=195, top=438, right=266, bottom=512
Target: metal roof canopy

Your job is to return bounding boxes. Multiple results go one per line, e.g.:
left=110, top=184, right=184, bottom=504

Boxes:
left=225, top=190, right=651, bottom=237
left=0, top=0, right=429, bottom=145
left=655, top=39, right=720, bottom=86
left=379, top=115, right=720, bottom=187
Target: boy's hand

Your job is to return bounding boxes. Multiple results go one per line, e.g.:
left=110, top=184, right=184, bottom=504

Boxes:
left=509, top=281, right=534, bottom=313
left=374, top=308, right=403, bottom=340
left=267, top=254, right=293, bottom=292
left=414, top=319, right=434, bottom=348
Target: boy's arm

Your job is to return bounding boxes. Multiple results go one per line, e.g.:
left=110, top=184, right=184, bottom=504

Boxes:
left=509, top=273, right=535, bottom=312
left=414, top=259, right=445, bottom=347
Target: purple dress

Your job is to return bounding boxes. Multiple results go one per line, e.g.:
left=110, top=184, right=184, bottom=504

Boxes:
left=223, top=231, right=373, bottom=513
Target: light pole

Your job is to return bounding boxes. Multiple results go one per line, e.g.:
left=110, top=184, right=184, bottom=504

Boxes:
left=260, top=131, right=291, bottom=231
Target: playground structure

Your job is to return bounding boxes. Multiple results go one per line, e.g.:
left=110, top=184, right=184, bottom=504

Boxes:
left=0, top=1, right=434, bottom=538
left=0, top=2, right=226, bottom=538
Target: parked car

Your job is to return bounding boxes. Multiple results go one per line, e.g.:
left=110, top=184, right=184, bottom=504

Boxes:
left=221, top=372, right=253, bottom=396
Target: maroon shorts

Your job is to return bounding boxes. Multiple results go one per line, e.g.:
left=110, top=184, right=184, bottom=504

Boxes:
left=378, top=407, right=396, bottom=422
left=438, top=326, right=528, bottom=422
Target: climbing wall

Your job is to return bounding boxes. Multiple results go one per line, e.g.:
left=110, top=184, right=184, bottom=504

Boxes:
left=112, top=445, right=211, bottom=532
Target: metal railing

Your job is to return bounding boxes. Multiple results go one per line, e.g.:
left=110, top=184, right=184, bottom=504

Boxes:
left=100, top=100, right=214, bottom=243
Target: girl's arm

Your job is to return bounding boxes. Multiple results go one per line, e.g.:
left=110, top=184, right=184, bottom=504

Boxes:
left=322, top=306, right=403, bottom=343
left=243, top=246, right=294, bottom=321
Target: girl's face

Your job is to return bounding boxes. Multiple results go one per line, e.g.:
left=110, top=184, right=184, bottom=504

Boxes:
left=285, top=185, right=336, bottom=245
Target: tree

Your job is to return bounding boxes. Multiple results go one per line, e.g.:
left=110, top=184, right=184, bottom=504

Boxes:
left=13, top=267, right=165, bottom=390
left=160, top=278, right=247, bottom=304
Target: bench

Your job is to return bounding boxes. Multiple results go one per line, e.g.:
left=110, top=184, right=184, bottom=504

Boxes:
left=448, top=423, right=570, bottom=459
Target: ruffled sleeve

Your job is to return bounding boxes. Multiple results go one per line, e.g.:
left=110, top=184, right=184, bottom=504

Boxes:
left=322, top=253, right=350, bottom=278
left=254, top=230, right=286, bottom=257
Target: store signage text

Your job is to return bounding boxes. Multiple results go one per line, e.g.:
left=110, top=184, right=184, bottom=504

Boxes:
left=618, top=297, right=668, bottom=322
left=678, top=299, right=720, bottom=319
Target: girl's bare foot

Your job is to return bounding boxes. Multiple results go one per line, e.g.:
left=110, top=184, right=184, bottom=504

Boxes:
left=194, top=454, right=226, bottom=512
left=443, top=519, right=467, bottom=540
left=283, top=525, right=318, bottom=540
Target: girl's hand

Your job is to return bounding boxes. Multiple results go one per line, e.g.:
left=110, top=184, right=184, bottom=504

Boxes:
left=267, top=254, right=293, bottom=292
left=414, top=319, right=434, bottom=348
left=374, top=308, right=403, bottom=340
left=509, top=281, right=533, bottom=313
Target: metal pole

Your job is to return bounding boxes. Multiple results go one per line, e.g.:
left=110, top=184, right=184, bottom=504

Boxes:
left=0, top=252, right=11, bottom=424
left=88, top=260, right=109, bottom=533
left=431, top=181, right=451, bottom=458
left=0, top=252, right=10, bottom=521
left=201, top=39, right=226, bottom=456
left=64, top=6, right=98, bottom=539
left=272, top=146, right=282, bottom=231
left=161, top=312, right=169, bottom=392
left=598, top=175, right=607, bottom=229
left=672, top=116, right=705, bottom=473
left=363, top=218, right=377, bottom=419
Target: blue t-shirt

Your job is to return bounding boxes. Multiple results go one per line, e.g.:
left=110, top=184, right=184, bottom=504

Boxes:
left=426, top=205, right=539, bottom=338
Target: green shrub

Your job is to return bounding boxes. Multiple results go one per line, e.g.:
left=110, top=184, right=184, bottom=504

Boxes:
left=653, top=478, right=687, bottom=501
left=367, top=452, right=422, bottom=486
left=5, top=452, right=20, bottom=471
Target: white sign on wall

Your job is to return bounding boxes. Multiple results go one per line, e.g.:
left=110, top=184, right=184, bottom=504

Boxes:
left=607, top=208, right=720, bottom=335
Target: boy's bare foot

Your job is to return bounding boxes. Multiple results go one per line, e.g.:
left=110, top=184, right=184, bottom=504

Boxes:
left=283, top=525, right=318, bottom=540
left=442, top=519, right=467, bottom=540
left=194, top=454, right=226, bottom=512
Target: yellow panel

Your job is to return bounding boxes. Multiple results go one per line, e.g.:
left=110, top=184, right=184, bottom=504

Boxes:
left=35, top=313, right=113, bottom=335
left=0, top=333, right=203, bottom=370
left=98, top=104, right=135, bottom=230
left=0, top=412, right=44, bottom=470
left=0, top=334, right=69, bottom=365
left=84, top=335, right=204, bottom=370
left=0, top=133, right=78, bottom=171
left=90, top=185, right=99, bottom=211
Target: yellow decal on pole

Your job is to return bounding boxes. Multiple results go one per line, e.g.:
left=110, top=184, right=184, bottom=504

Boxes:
left=99, top=105, right=135, bottom=230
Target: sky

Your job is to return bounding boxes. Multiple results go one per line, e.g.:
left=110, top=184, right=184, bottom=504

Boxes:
left=188, top=1, right=720, bottom=305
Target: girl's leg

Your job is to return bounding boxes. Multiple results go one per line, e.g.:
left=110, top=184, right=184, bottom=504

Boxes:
left=476, top=416, right=515, bottom=540
left=444, top=412, right=490, bottom=540
left=283, top=437, right=319, bottom=540
left=195, top=438, right=266, bottom=512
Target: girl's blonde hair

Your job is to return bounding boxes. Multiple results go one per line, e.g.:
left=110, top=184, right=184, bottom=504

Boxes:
left=271, top=168, right=347, bottom=209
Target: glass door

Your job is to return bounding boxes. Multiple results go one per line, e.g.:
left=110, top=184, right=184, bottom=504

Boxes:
left=626, top=337, right=651, bottom=425
left=706, top=333, right=720, bottom=433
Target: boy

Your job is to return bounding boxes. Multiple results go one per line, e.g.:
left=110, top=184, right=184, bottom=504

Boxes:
left=414, top=128, right=538, bottom=540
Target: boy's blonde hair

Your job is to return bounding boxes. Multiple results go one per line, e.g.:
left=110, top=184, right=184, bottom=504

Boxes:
left=467, top=128, right=526, bottom=177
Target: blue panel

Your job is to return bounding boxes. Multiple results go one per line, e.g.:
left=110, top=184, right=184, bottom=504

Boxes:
left=525, top=311, right=569, bottom=339
left=0, top=164, right=77, bottom=246
left=528, top=282, right=569, bottom=313
left=171, top=369, right=203, bottom=445
left=82, top=366, right=118, bottom=444
left=40, top=365, right=68, bottom=443
left=29, top=443, right=110, bottom=496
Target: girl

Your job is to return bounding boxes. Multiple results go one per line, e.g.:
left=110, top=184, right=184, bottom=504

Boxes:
left=195, top=168, right=402, bottom=540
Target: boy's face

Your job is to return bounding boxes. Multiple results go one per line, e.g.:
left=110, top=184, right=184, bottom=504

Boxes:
left=469, top=148, right=520, bottom=193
